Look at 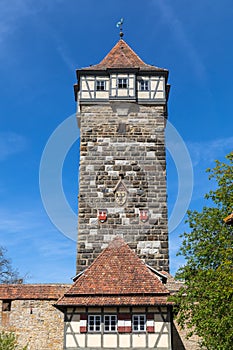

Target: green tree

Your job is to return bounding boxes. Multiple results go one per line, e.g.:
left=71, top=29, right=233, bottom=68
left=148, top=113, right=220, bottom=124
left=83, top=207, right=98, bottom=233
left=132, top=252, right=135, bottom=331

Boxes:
left=174, top=153, right=233, bottom=350
left=0, top=247, right=23, bottom=284
left=0, top=331, right=27, bottom=350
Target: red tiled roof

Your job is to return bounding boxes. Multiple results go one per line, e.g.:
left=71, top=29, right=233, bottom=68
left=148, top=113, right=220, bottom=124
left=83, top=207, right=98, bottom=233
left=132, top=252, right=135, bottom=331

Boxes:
left=56, top=295, right=173, bottom=307
left=81, top=39, right=167, bottom=71
left=56, top=237, right=170, bottom=307
left=0, top=284, right=70, bottom=300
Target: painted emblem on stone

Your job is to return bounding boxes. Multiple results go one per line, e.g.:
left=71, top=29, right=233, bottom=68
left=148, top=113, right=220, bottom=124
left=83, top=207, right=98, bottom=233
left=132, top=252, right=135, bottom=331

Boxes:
left=114, top=179, right=128, bottom=206
left=139, top=209, right=149, bottom=223
left=98, top=209, right=108, bottom=223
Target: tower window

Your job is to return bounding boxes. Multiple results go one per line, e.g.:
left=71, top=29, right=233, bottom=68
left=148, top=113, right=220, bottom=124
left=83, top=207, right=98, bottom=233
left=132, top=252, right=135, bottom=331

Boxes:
left=88, top=315, right=101, bottom=332
left=139, top=80, right=149, bottom=91
left=118, top=78, right=128, bottom=89
left=96, top=80, right=106, bottom=91
left=104, top=315, right=117, bottom=332
left=132, top=314, right=146, bottom=332
left=2, top=300, right=11, bottom=312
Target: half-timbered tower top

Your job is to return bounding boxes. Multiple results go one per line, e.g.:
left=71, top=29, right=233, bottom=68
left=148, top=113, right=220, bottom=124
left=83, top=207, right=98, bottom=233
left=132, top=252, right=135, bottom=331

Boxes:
left=74, top=39, right=170, bottom=107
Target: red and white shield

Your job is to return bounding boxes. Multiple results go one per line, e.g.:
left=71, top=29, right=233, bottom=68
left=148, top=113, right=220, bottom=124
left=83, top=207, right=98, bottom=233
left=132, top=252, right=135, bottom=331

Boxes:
left=98, top=209, right=108, bottom=223
left=139, top=209, right=149, bottom=223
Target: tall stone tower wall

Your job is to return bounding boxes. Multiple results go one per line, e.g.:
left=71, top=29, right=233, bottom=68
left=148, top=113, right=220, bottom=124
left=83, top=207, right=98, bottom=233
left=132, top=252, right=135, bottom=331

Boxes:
left=77, top=102, right=169, bottom=273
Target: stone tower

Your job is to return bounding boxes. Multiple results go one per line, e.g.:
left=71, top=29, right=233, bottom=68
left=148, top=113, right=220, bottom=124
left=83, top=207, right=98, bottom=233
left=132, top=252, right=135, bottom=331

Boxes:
left=74, top=38, right=170, bottom=274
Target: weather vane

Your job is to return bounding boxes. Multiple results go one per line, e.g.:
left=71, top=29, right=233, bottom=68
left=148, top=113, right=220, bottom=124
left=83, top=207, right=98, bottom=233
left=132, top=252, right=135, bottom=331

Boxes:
left=116, top=18, right=124, bottom=38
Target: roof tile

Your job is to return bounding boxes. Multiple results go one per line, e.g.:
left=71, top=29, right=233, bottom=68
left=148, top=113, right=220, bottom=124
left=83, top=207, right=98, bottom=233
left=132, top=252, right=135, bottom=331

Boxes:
left=82, top=39, right=167, bottom=72
left=0, top=284, right=70, bottom=300
left=56, top=237, right=170, bottom=307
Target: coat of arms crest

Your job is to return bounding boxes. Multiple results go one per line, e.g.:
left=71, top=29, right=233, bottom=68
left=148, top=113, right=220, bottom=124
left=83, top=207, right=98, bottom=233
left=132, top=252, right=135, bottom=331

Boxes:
left=98, top=209, right=108, bottom=223
left=114, top=179, right=128, bottom=206
left=139, top=209, right=149, bottom=223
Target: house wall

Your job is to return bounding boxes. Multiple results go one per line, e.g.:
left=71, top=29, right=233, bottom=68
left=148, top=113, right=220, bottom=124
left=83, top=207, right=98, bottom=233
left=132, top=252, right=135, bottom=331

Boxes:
left=0, top=299, right=64, bottom=350
left=64, top=306, right=172, bottom=350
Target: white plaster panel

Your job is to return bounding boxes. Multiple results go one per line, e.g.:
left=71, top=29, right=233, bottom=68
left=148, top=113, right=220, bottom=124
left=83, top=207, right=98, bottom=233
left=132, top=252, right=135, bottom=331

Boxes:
left=118, top=89, right=129, bottom=97
left=156, top=321, right=166, bottom=332
left=76, top=334, right=85, bottom=347
left=96, top=91, right=109, bottom=99
left=82, top=91, right=92, bottom=99
left=132, top=333, right=146, bottom=347
left=70, top=320, right=80, bottom=333
left=138, top=91, right=150, bottom=99
left=66, top=334, right=77, bottom=347
left=156, top=333, right=169, bottom=347
left=87, top=334, right=101, bottom=347
left=103, top=334, right=117, bottom=347
left=148, top=334, right=158, bottom=348
left=119, top=334, right=131, bottom=347
left=155, top=91, right=165, bottom=98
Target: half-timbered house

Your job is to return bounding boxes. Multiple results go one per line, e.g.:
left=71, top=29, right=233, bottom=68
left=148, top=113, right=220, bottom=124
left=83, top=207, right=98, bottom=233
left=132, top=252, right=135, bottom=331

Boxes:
left=55, top=237, right=173, bottom=350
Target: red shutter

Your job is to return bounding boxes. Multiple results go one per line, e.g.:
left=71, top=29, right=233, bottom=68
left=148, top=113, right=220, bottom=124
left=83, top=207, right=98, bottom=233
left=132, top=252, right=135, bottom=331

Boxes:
left=146, top=313, right=154, bottom=333
left=118, top=313, right=132, bottom=333
left=80, top=313, right=87, bottom=333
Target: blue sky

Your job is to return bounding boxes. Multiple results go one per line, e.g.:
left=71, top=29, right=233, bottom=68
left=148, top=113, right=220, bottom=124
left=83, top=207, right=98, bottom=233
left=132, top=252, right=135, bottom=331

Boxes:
left=0, top=0, right=232, bottom=283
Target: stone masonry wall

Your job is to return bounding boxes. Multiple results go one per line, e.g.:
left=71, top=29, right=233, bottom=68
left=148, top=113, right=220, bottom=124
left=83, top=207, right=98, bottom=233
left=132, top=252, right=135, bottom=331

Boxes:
left=77, top=102, right=169, bottom=274
left=0, top=299, right=64, bottom=350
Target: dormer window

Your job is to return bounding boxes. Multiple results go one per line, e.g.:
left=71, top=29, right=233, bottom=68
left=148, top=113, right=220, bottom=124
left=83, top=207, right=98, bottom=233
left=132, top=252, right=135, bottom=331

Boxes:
left=139, top=80, right=149, bottom=91
left=118, top=78, right=128, bottom=89
left=96, top=80, right=106, bottom=91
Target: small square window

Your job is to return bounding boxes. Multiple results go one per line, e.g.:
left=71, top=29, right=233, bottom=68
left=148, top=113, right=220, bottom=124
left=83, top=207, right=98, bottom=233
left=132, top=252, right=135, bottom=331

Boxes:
left=133, top=314, right=146, bottom=332
left=96, top=81, right=106, bottom=91
left=104, top=315, right=117, bottom=332
left=88, top=315, right=101, bottom=332
left=2, top=300, right=11, bottom=312
left=118, top=78, right=128, bottom=89
left=139, top=80, right=149, bottom=91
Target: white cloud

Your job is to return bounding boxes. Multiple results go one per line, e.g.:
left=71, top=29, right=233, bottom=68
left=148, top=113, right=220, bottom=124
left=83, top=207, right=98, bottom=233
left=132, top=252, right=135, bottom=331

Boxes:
left=0, top=1, right=35, bottom=43
left=187, top=136, right=233, bottom=167
left=0, top=132, right=27, bottom=161
left=0, top=0, right=62, bottom=45
left=56, top=44, right=77, bottom=72
left=153, top=0, right=207, bottom=81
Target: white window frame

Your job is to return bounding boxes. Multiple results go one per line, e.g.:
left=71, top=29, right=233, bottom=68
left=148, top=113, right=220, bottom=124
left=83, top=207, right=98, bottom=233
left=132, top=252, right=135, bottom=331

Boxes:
left=139, top=80, right=149, bottom=91
left=118, top=78, right=128, bottom=89
left=96, top=80, right=106, bottom=91
left=132, top=314, right=146, bottom=332
left=104, top=315, right=117, bottom=332
left=88, top=315, right=101, bottom=332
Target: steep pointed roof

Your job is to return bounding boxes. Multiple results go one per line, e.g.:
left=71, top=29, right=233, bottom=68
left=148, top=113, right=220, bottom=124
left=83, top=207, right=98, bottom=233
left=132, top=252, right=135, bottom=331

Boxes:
left=55, top=237, right=171, bottom=307
left=81, top=39, right=167, bottom=72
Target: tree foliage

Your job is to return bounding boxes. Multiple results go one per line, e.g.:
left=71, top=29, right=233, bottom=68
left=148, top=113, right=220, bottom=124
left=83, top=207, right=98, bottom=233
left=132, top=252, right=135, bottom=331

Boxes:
left=174, top=153, right=233, bottom=350
left=0, top=247, right=23, bottom=284
left=0, top=331, right=27, bottom=350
